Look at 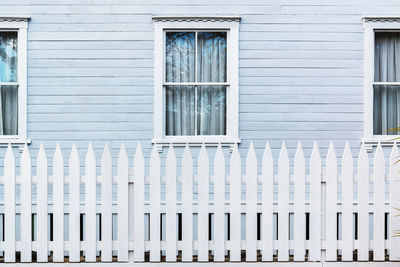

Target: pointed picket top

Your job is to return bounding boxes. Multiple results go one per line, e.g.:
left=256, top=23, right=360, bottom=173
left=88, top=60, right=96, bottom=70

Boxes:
left=390, top=142, right=399, bottom=164
left=278, top=141, right=289, bottom=162
left=374, top=142, right=384, bottom=164
left=294, top=141, right=305, bottom=161
left=183, top=144, right=192, bottom=166
left=134, top=142, right=144, bottom=164
left=262, top=141, right=273, bottom=164
left=85, top=142, right=95, bottom=160
left=38, top=142, right=46, bottom=160
left=199, top=143, right=208, bottom=164
left=342, top=141, right=352, bottom=159
left=5, top=143, right=13, bottom=161
left=311, top=141, right=320, bottom=161
left=21, top=143, right=31, bottom=164
left=215, top=143, right=224, bottom=162
left=69, top=143, right=79, bottom=163
left=246, top=141, right=257, bottom=162
left=326, top=141, right=336, bottom=161
left=102, top=143, right=112, bottom=163
left=166, top=143, right=176, bottom=162
left=358, top=142, right=368, bottom=160
left=230, top=143, right=240, bottom=166
left=150, top=142, right=160, bottom=164
left=53, top=142, right=63, bottom=163
left=118, top=143, right=128, bottom=163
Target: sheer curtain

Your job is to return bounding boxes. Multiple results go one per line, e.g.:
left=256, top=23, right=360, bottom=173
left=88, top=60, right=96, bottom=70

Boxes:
left=0, top=32, right=18, bottom=135
left=374, top=32, right=400, bottom=135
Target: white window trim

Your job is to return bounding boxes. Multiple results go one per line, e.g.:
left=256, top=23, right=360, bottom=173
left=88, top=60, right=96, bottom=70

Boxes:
left=152, top=16, right=240, bottom=152
left=0, top=17, right=30, bottom=149
left=363, top=17, right=400, bottom=152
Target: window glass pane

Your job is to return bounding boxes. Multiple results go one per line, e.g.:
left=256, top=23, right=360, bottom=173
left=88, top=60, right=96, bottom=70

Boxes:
left=165, top=32, right=195, bottom=83
left=373, top=85, right=400, bottom=135
left=197, top=86, right=226, bottom=135
left=165, top=86, right=195, bottom=136
left=0, top=85, right=18, bottom=135
left=197, top=32, right=227, bottom=83
left=374, top=32, right=400, bottom=82
left=0, top=32, right=18, bottom=82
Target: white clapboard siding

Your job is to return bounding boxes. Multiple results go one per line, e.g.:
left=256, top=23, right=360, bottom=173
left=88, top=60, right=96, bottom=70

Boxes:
left=293, top=142, right=305, bottom=261
left=149, top=145, right=161, bottom=262
left=181, top=145, right=193, bottom=262
left=197, top=144, right=209, bottom=262
left=20, top=144, right=32, bottom=262
left=165, top=145, right=177, bottom=262
left=133, top=143, right=145, bottom=262
left=69, top=144, right=81, bottom=262
left=36, top=144, right=48, bottom=262
left=373, top=143, right=385, bottom=261
left=262, top=142, right=274, bottom=261
left=390, top=144, right=400, bottom=261
left=53, top=143, right=64, bottom=262
left=229, top=144, right=241, bottom=261
left=214, top=144, right=225, bottom=262
left=278, top=142, right=289, bottom=261
left=246, top=142, right=258, bottom=261
left=101, top=144, right=113, bottom=261
left=325, top=142, right=337, bottom=261
left=117, top=144, right=129, bottom=261
left=341, top=142, right=353, bottom=261
left=85, top=143, right=97, bottom=262
left=4, top=144, right=16, bottom=262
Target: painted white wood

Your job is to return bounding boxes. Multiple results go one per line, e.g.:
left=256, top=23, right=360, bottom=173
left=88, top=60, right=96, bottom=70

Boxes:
left=101, top=143, right=113, bottom=261
left=341, top=142, right=354, bottom=261
left=133, top=143, right=145, bottom=262
left=53, top=143, right=64, bottom=262
left=261, top=142, right=273, bottom=261
left=357, top=143, right=370, bottom=261
left=390, top=144, right=400, bottom=261
left=85, top=143, right=97, bottom=262
left=197, top=144, right=209, bottom=262
left=246, top=142, right=257, bottom=261
left=4, top=144, right=16, bottom=262
left=325, top=142, right=337, bottom=261
left=165, top=145, right=177, bottom=262
left=117, top=144, right=129, bottom=262
left=20, top=144, right=32, bottom=262
left=229, top=144, right=241, bottom=261
left=309, top=142, right=321, bottom=262
left=214, top=144, right=225, bottom=261
left=294, top=141, right=305, bottom=261
left=278, top=142, right=289, bottom=261
left=373, top=143, right=385, bottom=261
left=182, top=145, right=193, bottom=262
left=69, top=143, right=81, bottom=262
left=36, top=143, right=48, bottom=262
left=149, top=145, right=161, bottom=262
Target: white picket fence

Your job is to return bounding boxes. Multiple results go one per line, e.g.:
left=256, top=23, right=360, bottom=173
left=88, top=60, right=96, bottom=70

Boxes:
left=0, top=141, right=399, bottom=263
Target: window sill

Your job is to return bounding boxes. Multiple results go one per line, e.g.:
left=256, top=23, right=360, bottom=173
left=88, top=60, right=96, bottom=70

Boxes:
left=0, top=137, right=31, bottom=152
left=362, top=136, right=400, bottom=152
left=152, top=137, right=241, bottom=152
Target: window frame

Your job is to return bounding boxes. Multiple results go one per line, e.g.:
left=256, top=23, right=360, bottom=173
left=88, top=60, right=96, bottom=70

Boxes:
left=152, top=17, right=240, bottom=150
left=363, top=17, right=400, bottom=151
left=0, top=17, right=29, bottom=147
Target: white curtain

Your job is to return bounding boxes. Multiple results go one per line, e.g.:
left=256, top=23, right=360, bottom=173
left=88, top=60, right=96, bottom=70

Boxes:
left=0, top=32, right=18, bottom=135
left=165, top=32, right=226, bottom=136
left=374, top=32, right=400, bottom=135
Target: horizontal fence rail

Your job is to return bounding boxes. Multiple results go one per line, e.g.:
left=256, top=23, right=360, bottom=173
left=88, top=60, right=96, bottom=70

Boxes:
left=0, top=141, right=399, bottom=263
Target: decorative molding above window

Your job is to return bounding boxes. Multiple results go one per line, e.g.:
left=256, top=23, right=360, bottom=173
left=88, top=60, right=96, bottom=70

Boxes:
left=0, top=17, right=30, bottom=23
left=363, top=17, right=400, bottom=23
left=152, top=16, right=241, bottom=23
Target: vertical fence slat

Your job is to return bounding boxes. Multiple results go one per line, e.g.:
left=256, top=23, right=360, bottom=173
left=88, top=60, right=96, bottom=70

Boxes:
left=37, top=144, right=48, bottom=262
left=373, top=143, right=385, bottom=261
left=69, top=144, right=81, bottom=262
left=53, top=143, right=64, bottom=262
left=262, top=142, right=273, bottom=261
left=325, top=142, right=337, bottom=261
left=278, top=142, right=289, bottom=261
left=230, top=144, right=241, bottom=261
left=214, top=144, right=225, bottom=261
left=101, top=144, right=113, bottom=261
left=246, top=142, right=257, bottom=261
left=165, top=145, right=177, bottom=262
left=133, top=143, right=145, bottom=262
left=197, top=145, right=209, bottom=262
left=20, top=144, right=32, bottom=262
left=4, top=144, right=15, bottom=262
left=390, top=144, right=400, bottom=261
left=182, top=145, right=193, bottom=261
left=117, top=145, right=129, bottom=261
left=85, top=143, right=97, bottom=262
left=341, top=142, right=353, bottom=261
left=309, top=142, right=321, bottom=261
left=149, top=145, right=160, bottom=262
left=357, top=143, right=369, bottom=261
left=294, top=142, right=305, bottom=261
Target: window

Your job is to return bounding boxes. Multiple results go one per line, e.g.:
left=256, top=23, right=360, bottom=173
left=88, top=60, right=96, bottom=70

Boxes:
left=152, top=17, right=240, bottom=149
left=0, top=17, right=29, bottom=145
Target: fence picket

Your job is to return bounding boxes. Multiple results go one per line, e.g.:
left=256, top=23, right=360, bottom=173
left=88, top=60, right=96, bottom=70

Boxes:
left=262, top=142, right=273, bottom=261
left=4, top=144, right=15, bottom=262
left=246, top=142, right=257, bottom=261
left=101, top=144, right=113, bottom=261
left=229, top=144, right=241, bottom=261
left=36, top=144, right=48, bottom=262
left=20, top=144, right=32, bottom=262
left=309, top=142, right=321, bottom=261
left=357, top=143, right=369, bottom=261
left=133, top=143, right=145, bottom=262
left=278, top=142, right=289, bottom=261
left=325, top=142, right=337, bottom=261
left=117, top=144, right=129, bottom=261
left=182, top=145, right=193, bottom=261
left=341, top=142, right=353, bottom=261
left=69, top=144, right=81, bottom=262
left=390, top=144, right=400, bottom=261
left=373, top=143, right=385, bottom=261
left=214, top=144, right=225, bottom=261
left=197, top=144, right=209, bottom=262
left=53, top=143, right=64, bottom=262
left=294, top=142, right=305, bottom=261
left=165, top=145, right=177, bottom=262
left=149, top=145, right=161, bottom=262
left=85, top=143, right=97, bottom=262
